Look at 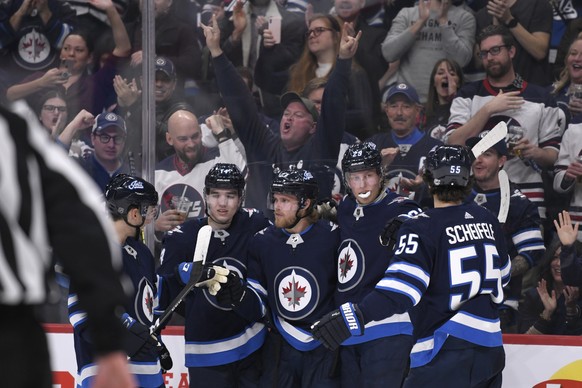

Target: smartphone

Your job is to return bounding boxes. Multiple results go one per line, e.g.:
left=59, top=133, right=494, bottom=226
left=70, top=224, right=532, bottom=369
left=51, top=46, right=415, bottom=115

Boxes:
left=225, top=0, right=247, bottom=13
left=268, top=16, right=282, bottom=44
left=60, top=59, right=73, bottom=79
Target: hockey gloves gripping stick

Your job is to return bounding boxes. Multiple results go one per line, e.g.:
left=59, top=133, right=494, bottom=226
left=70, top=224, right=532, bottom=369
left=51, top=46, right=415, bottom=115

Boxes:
left=178, top=262, right=230, bottom=295
left=379, top=215, right=408, bottom=251
left=311, top=303, right=364, bottom=350
left=216, top=271, right=246, bottom=308
left=121, top=313, right=159, bottom=358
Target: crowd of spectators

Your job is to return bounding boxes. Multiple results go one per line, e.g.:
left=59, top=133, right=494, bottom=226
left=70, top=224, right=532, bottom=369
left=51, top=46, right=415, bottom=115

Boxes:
left=2, top=0, right=582, bottom=336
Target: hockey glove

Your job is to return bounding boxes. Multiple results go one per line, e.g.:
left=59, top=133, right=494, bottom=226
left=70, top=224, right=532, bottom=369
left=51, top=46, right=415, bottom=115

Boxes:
left=121, top=313, right=158, bottom=358
left=311, top=303, right=364, bottom=351
left=155, top=336, right=173, bottom=372
left=196, top=265, right=230, bottom=296
left=316, top=198, right=339, bottom=223
left=379, top=215, right=408, bottom=251
left=215, top=271, right=246, bottom=308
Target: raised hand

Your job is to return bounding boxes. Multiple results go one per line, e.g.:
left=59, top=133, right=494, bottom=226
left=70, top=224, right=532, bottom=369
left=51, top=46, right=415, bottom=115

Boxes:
left=486, top=0, right=512, bottom=25
left=536, top=279, right=557, bottom=320
left=88, top=0, right=115, bottom=12
left=338, top=22, right=362, bottom=59
left=202, top=14, right=223, bottom=57
left=418, top=0, right=430, bottom=22
left=113, top=75, right=141, bottom=108
left=554, top=210, right=579, bottom=247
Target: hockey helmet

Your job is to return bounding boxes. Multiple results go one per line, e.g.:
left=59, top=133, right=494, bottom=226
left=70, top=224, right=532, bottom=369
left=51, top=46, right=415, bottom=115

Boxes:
left=205, top=163, right=245, bottom=197
left=424, top=145, right=472, bottom=187
left=105, top=174, right=158, bottom=218
left=270, top=168, right=319, bottom=209
left=341, top=142, right=382, bottom=174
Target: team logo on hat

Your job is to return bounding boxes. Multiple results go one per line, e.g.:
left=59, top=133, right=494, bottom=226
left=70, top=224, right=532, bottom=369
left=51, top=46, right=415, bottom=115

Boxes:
left=105, top=113, right=118, bottom=122
left=396, top=83, right=408, bottom=90
left=156, top=57, right=166, bottom=66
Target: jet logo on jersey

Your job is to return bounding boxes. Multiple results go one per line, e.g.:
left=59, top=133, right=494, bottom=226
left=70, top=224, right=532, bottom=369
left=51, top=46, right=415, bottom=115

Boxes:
left=275, top=267, right=318, bottom=320
left=286, top=233, right=304, bottom=249
left=337, top=239, right=365, bottom=292
left=136, top=277, right=155, bottom=323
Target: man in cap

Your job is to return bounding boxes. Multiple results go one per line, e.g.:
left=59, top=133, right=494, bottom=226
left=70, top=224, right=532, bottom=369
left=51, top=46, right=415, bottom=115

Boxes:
left=203, top=14, right=361, bottom=215
left=466, top=132, right=544, bottom=332
left=367, top=82, right=442, bottom=206
left=80, top=112, right=131, bottom=193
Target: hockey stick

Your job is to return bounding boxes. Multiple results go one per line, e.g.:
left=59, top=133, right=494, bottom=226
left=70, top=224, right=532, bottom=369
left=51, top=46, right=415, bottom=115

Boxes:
left=153, top=224, right=213, bottom=333
left=471, top=121, right=508, bottom=159
left=498, top=170, right=510, bottom=224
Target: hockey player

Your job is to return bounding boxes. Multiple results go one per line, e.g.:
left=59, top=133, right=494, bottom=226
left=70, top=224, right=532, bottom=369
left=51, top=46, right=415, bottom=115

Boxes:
left=466, top=133, right=545, bottom=332
left=69, top=174, right=167, bottom=388
left=157, top=163, right=270, bottom=387
left=335, top=142, right=421, bottom=387
left=216, top=169, right=341, bottom=387
left=312, top=145, right=511, bottom=387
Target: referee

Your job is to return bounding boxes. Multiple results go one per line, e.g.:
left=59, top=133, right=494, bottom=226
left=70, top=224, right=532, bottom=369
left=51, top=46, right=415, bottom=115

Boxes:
left=0, top=102, right=135, bottom=388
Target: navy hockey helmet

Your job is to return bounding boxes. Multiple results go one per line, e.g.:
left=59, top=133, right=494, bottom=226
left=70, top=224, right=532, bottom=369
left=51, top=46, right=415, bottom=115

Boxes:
left=424, top=145, right=472, bottom=187
left=205, top=163, right=245, bottom=197
left=341, top=142, right=382, bottom=174
left=105, top=174, right=158, bottom=218
left=271, top=169, right=319, bottom=209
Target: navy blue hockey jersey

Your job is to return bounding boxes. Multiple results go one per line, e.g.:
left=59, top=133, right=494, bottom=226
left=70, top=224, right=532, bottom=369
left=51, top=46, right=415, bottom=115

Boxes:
left=157, top=209, right=270, bottom=367
left=69, top=237, right=162, bottom=388
left=467, top=184, right=545, bottom=305
left=244, top=220, right=341, bottom=351
left=358, top=202, right=511, bottom=368
left=336, top=189, right=421, bottom=344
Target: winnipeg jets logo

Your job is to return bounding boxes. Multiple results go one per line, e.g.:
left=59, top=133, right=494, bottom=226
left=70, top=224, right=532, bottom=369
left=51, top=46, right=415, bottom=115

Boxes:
left=474, top=193, right=487, bottom=206
left=398, top=144, right=412, bottom=157
left=286, top=233, right=304, bottom=249
left=279, top=270, right=310, bottom=311
left=214, top=229, right=230, bottom=243
left=337, top=241, right=360, bottom=284
left=275, top=267, right=318, bottom=319
left=137, top=278, right=155, bottom=322
left=124, top=244, right=138, bottom=259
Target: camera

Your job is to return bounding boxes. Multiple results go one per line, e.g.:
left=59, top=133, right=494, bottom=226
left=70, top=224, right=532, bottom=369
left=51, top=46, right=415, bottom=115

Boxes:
left=60, top=59, right=73, bottom=79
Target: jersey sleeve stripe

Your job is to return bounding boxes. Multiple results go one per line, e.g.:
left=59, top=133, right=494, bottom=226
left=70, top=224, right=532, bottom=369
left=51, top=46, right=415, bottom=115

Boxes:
left=69, top=311, right=87, bottom=328
left=386, top=262, right=430, bottom=287
left=512, top=229, right=544, bottom=245
left=376, top=278, right=423, bottom=305
left=247, top=278, right=267, bottom=297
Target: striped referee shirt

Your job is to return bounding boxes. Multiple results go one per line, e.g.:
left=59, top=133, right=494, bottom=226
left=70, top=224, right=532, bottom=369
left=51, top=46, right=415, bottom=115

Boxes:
left=0, top=102, right=127, bottom=354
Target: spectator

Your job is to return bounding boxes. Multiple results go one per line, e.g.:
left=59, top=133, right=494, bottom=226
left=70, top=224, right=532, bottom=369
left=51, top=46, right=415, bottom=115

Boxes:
left=518, top=236, right=582, bottom=335
left=203, top=13, right=360, bottom=215
left=553, top=114, right=582, bottom=240
left=36, top=89, right=68, bottom=137
left=554, top=12, right=582, bottom=81
left=157, top=164, right=270, bottom=388
left=5, top=0, right=131, bottom=117
left=0, top=101, right=135, bottom=388
left=154, top=110, right=246, bottom=233
left=552, top=36, right=582, bottom=124
left=115, top=56, right=194, bottom=168
left=424, top=58, right=464, bottom=142
left=548, top=0, right=582, bottom=80
left=474, top=0, right=553, bottom=86
left=0, top=0, right=76, bottom=95
left=334, top=142, right=421, bottom=387
left=69, top=174, right=166, bottom=387
left=125, top=0, right=201, bottom=92
left=281, top=14, right=373, bottom=139
left=465, top=133, right=545, bottom=332
left=381, top=0, right=475, bottom=103
left=216, top=169, right=341, bottom=387
left=367, top=83, right=442, bottom=207
left=447, top=24, right=565, bottom=221
left=80, top=112, right=132, bottom=193
left=555, top=210, right=582, bottom=286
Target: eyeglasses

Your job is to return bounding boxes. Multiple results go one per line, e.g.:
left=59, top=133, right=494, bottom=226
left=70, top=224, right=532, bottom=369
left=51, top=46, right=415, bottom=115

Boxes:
left=478, top=45, right=510, bottom=59
left=97, top=134, right=125, bottom=145
left=43, top=105, right=67, bottom=112
left=305, top=27, right=333, bottom=38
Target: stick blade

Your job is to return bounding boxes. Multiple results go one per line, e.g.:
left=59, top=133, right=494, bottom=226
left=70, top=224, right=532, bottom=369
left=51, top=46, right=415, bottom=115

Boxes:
left=192, top=225, right=212, bottom=265
left=498, top=170, right=510, bottom=224
left=471, top=121, right=508, bottom=158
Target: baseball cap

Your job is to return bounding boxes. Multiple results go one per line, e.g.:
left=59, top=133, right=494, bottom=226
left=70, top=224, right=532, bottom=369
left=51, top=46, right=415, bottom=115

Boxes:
left=465, top=130, right=508, bottom=156
left=92, top=112, right=127, bottom=134
left=155, top=56, right=176, bottom=79
left=280, top=92, right=319, bottom=122
left=382, top=83, right=420, bottom=104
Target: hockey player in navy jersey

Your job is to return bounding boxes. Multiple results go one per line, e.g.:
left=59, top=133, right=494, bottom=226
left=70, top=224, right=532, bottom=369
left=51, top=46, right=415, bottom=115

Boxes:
left=69, top=174, right=167, bottom=388
left=466, top=133, right=545, bottom=332
left=157, top=163, right=270, bottom=387
left=335, top=142, right=421, bottom=387
left=312, top=145, right=511, bottom=387
left=216, top=168, right=341, bottom=387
